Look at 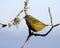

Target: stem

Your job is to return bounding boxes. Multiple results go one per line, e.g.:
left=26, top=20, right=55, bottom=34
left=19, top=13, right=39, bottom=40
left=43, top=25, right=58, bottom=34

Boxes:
left=0, top=23, right=7, bottom=28
left=48, top=7, right=53, bottom=26
left=21, top=0, right=31, bottom=48
left=24, top=0, right=29, bottom=15
left=10, top=9, right=23, bottom=23
left=21, top=34, right=32, bottom=48
left=21, top=23, right=33, bottom=48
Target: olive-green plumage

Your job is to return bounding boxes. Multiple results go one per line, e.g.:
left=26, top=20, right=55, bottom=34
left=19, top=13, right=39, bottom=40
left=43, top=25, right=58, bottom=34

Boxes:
left=24, top=15, right=47, bottom=32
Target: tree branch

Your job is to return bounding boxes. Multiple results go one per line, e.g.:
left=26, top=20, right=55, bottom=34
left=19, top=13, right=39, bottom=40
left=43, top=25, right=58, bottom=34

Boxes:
left=0, top=23, right=7, bottom=28
left=24, top=0, right=29, bottom=15
left=21, top=33, right=32, bottom=48
left=48, top=7, right=53, bottom=26
left=10, top=9, right=23, bottom=23
left=21, top=22, right=33, bottom=48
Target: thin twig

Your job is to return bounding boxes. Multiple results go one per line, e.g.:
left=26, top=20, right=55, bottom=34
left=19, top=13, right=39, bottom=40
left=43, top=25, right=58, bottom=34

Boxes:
left=16, top=10, right=23, bottom=17
left=0, top=23, right=7, bottom=28
left=48, top=7, right=53, bottom=26
left=21, top=34, right=32, bottom=48
left=10, top=9, right=23, bottom=23
left=24, top=0, right=29, bottom=15
left=21, top=23, right=33, bottom=48
left=54, top=23, right=60, bottom=27
left=32, top=26, right=53, bottom=36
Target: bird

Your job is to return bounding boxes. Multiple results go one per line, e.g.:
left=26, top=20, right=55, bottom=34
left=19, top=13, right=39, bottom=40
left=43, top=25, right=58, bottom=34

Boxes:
left=24, top=15, right=48, bottom=32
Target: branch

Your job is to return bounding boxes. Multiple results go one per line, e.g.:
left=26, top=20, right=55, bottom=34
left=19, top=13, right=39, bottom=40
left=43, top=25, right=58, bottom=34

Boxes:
left=10, top=9, right=23, bottom=23
left=24, top=0, right=29, bottom=15
left=8, top=9, right=23, bottom=28
left=32, top=27, right=53, bottom=36
left=21, top=34, right=32, bottom=48
left=48, top=7, right=53, bottom=26
left=0, top=23, right=7, bottom=28
left=21, top=25, right=33, bottom=48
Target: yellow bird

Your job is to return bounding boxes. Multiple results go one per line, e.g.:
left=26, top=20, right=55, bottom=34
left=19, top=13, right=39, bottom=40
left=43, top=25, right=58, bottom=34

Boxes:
left=24, top=15, right=48, bottom=32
